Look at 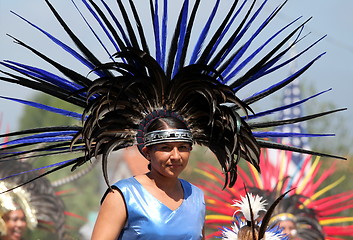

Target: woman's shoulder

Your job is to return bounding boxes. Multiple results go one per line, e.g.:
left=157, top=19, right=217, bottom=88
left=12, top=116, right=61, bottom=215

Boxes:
left=113, top=176, right=138, bottom=188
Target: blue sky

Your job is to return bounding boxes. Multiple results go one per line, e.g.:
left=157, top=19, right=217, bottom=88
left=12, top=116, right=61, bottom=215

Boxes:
left=1, top=0, right=352, bottom=155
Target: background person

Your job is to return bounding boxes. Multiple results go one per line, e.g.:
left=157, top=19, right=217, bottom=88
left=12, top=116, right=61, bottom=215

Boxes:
left=0, top=192, right=29, bottom=240
left=0, top=161, right=67, bottom=240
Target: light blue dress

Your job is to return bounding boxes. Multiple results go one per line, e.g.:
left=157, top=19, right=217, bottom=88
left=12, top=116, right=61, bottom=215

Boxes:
left=113, top=177, right=205, bottom=240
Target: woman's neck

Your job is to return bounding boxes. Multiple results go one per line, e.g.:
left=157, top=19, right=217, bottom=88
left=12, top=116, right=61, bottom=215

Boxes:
left=135, top=173, right=184, bottom=210
left=146, top=172, right=180, bottom=191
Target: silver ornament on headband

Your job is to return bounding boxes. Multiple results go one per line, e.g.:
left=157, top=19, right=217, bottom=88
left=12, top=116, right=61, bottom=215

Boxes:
left=144, top=129, right=193, bottom=147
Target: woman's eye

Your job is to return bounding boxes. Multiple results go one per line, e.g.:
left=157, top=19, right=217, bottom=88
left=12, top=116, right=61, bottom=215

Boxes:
left=160, top=146, right=172, bottom=151
left=155, top=145, right=190, bottom=152
left=178, top=146, right=190, bottom=151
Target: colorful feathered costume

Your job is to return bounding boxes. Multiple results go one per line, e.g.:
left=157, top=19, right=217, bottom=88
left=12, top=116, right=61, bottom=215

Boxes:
left=0, top=0, right=346, bottom=189
left=195, top=150, right=353, bottom=239
left=219, top=192, right=290, bottom=240
left=0, top=160, right=67, bottom=239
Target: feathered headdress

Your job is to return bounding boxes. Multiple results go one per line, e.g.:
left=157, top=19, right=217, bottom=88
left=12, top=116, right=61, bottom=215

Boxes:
left=195, top=150, right=353, bottom=239
left=220, top=191, right=290, bottom=240
left=0, top=0, right=345, bottom=188
left=0, top=161, right=66, bottom=239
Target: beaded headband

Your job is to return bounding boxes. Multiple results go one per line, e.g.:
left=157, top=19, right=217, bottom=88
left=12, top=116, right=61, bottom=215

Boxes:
left=136, top=110, right=191, bottom=152
left=144, top=129, right=193, bottom=147
left=270, top=213, right=297, bottom=225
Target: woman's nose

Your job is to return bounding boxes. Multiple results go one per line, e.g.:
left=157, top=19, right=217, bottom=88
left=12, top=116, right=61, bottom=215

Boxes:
left=170, top=147, right=181, bottom=159
left=16, top=219, right=27, bottom=228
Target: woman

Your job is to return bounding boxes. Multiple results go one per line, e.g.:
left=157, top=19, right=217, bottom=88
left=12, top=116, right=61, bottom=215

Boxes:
left=271, top=216, right=298, bottom=240
left=0, top=181, right=32, bottom=240
left=1, top=209, right=27, bottom=240
left=92, top=117, right=205, bottom=240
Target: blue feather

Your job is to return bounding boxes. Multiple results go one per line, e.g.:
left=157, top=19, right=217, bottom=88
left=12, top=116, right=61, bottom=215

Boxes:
left=161, top=0, right=168, bottom=70
left=9, top=131, right=78, bottom=140
left=172, top=0, right=189, bottom=77
left=212, top=1, right=267, bottom=74
left=224, top=16, right=302, bottom=84
left=0, top=96, right=82, bottom=120
left=259, top=35, right=326, bottom=78
left=151, top=0, right=162, bottom=66
left=36, top=145, right=85, bottom=152
left=73, top=0, right=117, bottom=59
left=0, top=159, right=77, bottom=182
left=0, top=146, right=85, bottom=158
left=206, top=0, right=248, bottom=65
left=241, top=53, right=324, bottom=104
left=99, top=0, right=132, bottom=47
left=252, top=132, right=335, bottom=138
left=0, top=136, right=74, bottom=146
left=189, top=0, right=221, bottom=64
left=237, top=47, right=325, bottom=95
left=1, top=61, right=83, bottom=92
left=230, top=31, right=315, bottom=92
left=221, top=0, right=272, bottom=79
left=11, top=11, right=104, bottom=77
left=245, top=89, right=332, bottom=120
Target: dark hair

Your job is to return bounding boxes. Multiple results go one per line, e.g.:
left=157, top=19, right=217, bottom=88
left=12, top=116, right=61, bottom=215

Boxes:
left=147, top=117, right=188, bottom=132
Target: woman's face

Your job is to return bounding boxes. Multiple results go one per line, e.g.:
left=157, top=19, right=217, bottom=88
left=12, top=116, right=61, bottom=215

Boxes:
left=278, top=220, right=297, bottom=239
left=2, top=209, right=27, bottom=240
left=144, top=141, right=192, bottom=178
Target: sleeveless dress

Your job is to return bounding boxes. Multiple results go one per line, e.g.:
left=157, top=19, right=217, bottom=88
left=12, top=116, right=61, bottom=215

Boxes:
left=113, top=177, right=205, bottom=240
